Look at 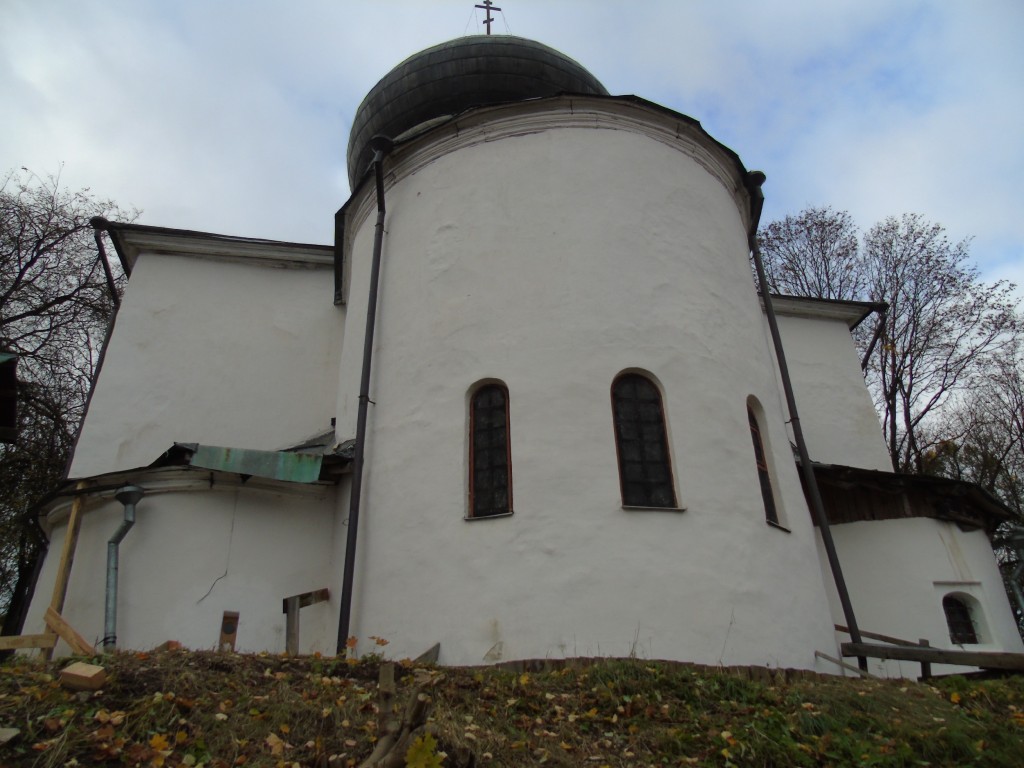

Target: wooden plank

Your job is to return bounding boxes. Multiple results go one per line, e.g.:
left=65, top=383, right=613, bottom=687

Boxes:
left=59, top=661, right=106, bottom=691
left=44, top=607, right=95, bottom=656
left=841, top=642, right=1024, bottom=671
left=43, top=481, right=89, bottom=660
left=414, top=642, right=440, bottom=664
left=0, top=633, right=58, bottom=651
left=281, top=587, right=330, bottom=613
left=834, top=624, right=919, bottom=647
left=815, top=650, right=879, bottom=678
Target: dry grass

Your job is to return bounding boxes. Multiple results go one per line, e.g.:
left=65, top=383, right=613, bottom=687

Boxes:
left=1, top=649, right=1022, bottom=767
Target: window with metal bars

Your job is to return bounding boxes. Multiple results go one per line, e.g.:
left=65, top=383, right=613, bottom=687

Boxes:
left=747, top=405, right=779, bottom=525
left=469, top=383, right=512, bottom=518
left=943, top=594, right=979, bottom=645
left=611, top=373, right=676, bottom=508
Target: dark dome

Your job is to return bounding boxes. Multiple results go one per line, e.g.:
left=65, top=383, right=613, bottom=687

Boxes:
left=346, top=36, right=608, bottom=188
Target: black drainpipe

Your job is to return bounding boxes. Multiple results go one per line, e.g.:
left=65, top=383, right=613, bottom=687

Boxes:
left=859, top=307, right=888, bottom=372
left=337, top=135, right=394, bottom=654
left=91, top=220, right=121, bottom=310
left=746, top=171, right=867, bottom=671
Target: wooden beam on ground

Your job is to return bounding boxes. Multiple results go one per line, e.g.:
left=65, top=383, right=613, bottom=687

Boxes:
left=834, top=624, right=919, bottom=647
left=44, top=607, right=95, bottom=656
left=814, top=650, right=879, bottom=678
left=841, top=642, right=1024, bottom=671
left=0, top=633, right=58, bottom=651
left=43, top=481, right=89, bottom=660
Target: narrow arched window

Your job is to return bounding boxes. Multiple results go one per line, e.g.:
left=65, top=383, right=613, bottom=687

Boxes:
left=469, top=383, right=512, bottom=518
left=943, top=595, right=978, bottom=645
left=611, top=373, right=676, bottom=508
left=747, top=405, right=779, bottom=525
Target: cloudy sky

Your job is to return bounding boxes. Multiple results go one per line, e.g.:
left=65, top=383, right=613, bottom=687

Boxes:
left=3, top=0, right=1022, bottom=296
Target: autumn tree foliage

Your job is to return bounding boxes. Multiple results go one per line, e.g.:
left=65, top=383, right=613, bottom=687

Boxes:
left=0, top=168, right=132, bottom=635
left=758, top=207, right=1020, bottom=475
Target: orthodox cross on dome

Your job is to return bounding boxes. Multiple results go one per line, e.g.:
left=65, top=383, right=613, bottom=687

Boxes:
left=475, top=0, right=502, bottom=35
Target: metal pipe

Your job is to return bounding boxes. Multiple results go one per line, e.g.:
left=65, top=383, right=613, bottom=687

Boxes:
left=337, top=135, right=394, bottom=654
left=90, top=218, right=121, bottom=309
left=860, top=307, right=887, bottom=371
left=746, top=171, right=867, bottom=670
left=103, top=485, right=144, bottom=650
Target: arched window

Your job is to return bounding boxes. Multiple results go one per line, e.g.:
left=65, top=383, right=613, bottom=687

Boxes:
left=469, top=383, right=512, bottom=518
left=747, top=404, right=779, bottom=525
left=943, top=594, right=979, bottom=645
left=611, top=373, right=676, bottom=508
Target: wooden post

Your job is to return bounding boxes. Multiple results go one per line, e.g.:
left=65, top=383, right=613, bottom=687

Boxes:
left=918, top=639, right=931, bottom=680
left=43, top=481, right=89, bottom=659
left=281, top=588, right=329, bottom=655
left=284, top=597, right=300, bottom=655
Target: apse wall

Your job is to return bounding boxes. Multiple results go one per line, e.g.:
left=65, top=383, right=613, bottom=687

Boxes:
left=334, top=99, right=839, bottom=668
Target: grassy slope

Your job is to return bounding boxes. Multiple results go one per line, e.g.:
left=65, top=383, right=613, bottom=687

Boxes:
left=1, top=650, right=1022, bottom=767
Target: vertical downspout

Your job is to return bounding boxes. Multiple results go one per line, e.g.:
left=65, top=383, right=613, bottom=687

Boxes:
left=746, top=171, right=867, bottom=670
left=337, top=136, right=394, bottom=654
left=860, top=307, right=888, bottom=371
left=92, top=222, right=121, bottom=311
left=103, top=485, right=144, bottom=650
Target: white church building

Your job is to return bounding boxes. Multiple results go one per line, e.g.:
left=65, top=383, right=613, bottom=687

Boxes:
left=20, top=36, right=1023, bottom=675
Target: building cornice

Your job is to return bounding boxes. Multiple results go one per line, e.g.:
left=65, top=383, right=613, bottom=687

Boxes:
left=103, top=223, right=333, bottom=274
left=764, top=294, right=886, bottom=329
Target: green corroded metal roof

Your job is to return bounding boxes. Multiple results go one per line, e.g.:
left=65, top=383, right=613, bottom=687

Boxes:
left=188, top=444, right=323, bottom=483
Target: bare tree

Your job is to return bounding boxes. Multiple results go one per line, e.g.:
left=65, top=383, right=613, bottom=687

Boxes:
left=927, top=346, right=1024, bottom=635
left=866, top=215, right=1019, bottom=472
left=758, top=208, right=1020, bottom=474
left=0, top=168, right=133, bottom=634
left=758, top=206, right=865, bottom=300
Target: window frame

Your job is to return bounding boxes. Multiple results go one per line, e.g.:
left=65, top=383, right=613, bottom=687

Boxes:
left=747, top=401, right=782, bottom=528
left=610, top=372, right=679, bottom=509
left=942, top=594, right=979, bottom=645
left=467, top=381, right=513, bottom=520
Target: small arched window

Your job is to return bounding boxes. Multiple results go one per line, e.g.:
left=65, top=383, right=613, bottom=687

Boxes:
left=469, top=383, right=512, bottom=518
left=747, top=404, right=779, bottom=525
left=611, top=373, right=676, bottom=508
left=943, top=594, right=979, bottom=645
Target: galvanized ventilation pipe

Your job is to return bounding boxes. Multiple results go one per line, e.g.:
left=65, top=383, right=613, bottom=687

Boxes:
left=745, top=171, right=867, bottom=671
left=103, top=485, right=144, bottom=650
left=337, top=135, right=394, bottom=654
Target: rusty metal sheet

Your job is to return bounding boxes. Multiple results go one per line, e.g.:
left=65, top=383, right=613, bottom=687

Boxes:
left=190, top=444, right=323, bottom=483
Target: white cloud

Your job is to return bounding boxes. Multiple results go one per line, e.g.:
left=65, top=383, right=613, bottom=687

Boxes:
left=0, top=0, right=1020, bottom=297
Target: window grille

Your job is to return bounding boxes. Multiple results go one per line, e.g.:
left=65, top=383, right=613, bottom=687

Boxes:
left=611, top=373, right=676, bottom=508
left=469, top=383, right=512, bottom=517
left=942, top=595, right=978, bottom=644
left=747, top=406, right=779, bottom=525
